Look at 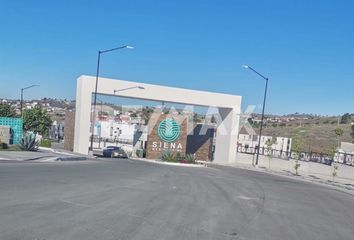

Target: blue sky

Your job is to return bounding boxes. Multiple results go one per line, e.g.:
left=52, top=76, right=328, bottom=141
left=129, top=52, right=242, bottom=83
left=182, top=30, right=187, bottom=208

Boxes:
left=0, top=0, right=353, bottom=115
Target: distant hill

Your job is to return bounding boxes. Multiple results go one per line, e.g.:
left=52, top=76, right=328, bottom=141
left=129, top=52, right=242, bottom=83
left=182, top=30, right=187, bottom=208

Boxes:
left=241, top=114, right=354, bottom=154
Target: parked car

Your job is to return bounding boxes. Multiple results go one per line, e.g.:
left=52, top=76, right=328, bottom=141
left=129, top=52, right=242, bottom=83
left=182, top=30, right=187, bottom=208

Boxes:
left=103, top=146, right=128, bottom=158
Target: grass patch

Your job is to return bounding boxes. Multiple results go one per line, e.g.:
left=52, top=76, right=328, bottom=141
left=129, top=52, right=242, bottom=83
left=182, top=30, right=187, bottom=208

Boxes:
left=39, top=139, right=52, bottom=148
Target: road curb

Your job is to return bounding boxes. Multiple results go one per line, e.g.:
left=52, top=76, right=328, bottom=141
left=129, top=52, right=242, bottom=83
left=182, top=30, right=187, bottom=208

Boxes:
left=54, top=156, right=87, bottom=161
left=0, top=156, right=87, bottom=163
left=130, top=157, right=206, bottom=168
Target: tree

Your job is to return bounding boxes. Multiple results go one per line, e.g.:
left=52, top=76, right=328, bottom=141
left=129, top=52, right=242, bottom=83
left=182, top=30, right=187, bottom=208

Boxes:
left=340, top=113, right=351, bottom=124
left=292, top=135, right=302, bottom=175
left=265, top=138, right=276, bottom=169
left=130, top=112, right=138, bottom=118
left=23, top=106, right=52, bottom=137
left=334, top=127, right=344, bottom=149
left=329, top=144, right=339, bottom=182
left=142, top=107, right=153, bottom=125
left=193, top=113, right=202, bottom=123
left=0, top=104, right=17, bottom=117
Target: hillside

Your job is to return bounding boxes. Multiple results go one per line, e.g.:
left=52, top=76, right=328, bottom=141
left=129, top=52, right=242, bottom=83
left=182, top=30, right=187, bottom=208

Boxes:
left=242, top=114, right=353, bottom=154
left=262, top=124, right=352, bottom=154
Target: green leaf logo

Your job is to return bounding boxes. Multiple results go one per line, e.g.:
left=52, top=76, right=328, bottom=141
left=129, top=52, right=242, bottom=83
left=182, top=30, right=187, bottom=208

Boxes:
left=157, top=118, right=181, bottom=143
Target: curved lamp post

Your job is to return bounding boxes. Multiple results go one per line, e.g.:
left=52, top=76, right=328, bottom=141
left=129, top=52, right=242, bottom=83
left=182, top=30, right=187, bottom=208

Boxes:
left=113, top=86, right=145, bottom=94
left=21, top=85, right=39, bottom=117
left=90, top=45, right=134, bottom=153
left=242, top=65, right=269, bottom=166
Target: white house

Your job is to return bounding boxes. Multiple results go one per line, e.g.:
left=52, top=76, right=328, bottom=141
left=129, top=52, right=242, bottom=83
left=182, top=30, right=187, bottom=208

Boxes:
left=95, top=120, right=139, bottom=144
left=238, top=134, right=292, bottom=153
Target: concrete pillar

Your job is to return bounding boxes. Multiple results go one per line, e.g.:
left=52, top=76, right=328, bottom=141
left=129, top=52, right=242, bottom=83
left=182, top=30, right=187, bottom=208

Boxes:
left=213, top=107, right=240, bottom=163
left=74, top=77, right=94, bottom=154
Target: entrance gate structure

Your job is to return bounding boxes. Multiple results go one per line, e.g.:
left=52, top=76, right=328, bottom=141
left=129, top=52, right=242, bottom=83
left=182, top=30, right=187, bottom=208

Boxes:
left=74, top=75, right=242, bottom=163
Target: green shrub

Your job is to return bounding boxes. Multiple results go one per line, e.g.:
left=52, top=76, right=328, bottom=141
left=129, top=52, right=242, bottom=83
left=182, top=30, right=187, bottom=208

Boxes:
left=184, top=153, right=196, bottom=164
left=161, top=150, right=178, bottom=162
left=175, top=152, right=183, bottom=161
left=0, top=141, right=8, bottom=149
left=19, top=133, right=39, bottom=151
left=161, top=151, right=196, bottom=164
left=39, top=139, right=52, bottom=148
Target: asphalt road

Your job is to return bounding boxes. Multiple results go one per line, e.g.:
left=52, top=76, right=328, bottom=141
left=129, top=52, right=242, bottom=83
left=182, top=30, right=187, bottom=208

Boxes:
left=0, top=159, right=353, bottom=240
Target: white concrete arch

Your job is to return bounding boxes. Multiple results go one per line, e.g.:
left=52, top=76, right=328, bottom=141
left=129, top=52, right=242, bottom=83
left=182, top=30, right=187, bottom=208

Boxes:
left=74, top=75, right=242, bottom=163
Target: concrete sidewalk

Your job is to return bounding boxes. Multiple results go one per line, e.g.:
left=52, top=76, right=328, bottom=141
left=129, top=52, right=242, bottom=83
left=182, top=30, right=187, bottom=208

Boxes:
left=211, top=153, right=354, bottom=194
left=0, top=148, right=86, bottom=162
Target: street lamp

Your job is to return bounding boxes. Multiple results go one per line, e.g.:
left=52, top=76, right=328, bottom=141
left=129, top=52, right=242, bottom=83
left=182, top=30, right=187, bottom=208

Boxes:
left=96, top=98, right=104, bottom=118
left=242, top=65, right=269, bottom=166
left=96, top=98, right=104, bottom=149
left=20, top=85, right=39, bottom=117
left=90, top=45, right=134, bottom=153
left=113, top=86, right=145, bottom=94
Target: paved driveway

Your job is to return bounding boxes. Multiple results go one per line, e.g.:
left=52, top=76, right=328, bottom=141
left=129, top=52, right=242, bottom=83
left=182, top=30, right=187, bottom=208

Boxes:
left=0, top=158, right=353, bottom=240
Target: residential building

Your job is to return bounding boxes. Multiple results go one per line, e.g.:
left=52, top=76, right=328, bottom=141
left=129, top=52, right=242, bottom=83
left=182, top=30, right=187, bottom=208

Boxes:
left=238, top=134, right=292, bottom=153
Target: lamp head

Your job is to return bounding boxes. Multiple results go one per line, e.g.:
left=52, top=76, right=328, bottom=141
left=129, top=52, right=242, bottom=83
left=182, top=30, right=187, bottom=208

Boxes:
left=125, top=46, right=134, bottom=49
left=241, top=65, right=249, bottom=69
